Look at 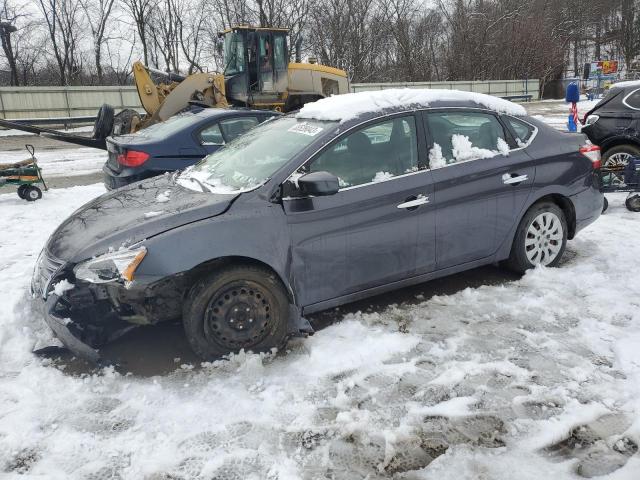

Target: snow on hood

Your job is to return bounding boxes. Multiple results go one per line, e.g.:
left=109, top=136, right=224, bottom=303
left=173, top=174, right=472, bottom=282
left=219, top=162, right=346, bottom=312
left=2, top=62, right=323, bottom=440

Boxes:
left=609, top=80, right=640, bottom=90
left=296, top=88, right=527, bottom=122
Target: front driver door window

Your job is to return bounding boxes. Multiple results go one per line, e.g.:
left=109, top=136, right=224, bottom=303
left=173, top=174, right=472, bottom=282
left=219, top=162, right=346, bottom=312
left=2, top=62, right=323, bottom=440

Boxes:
left=309, top=116, right=419, bottom=187
left=284, top=115, right=436, bottom=308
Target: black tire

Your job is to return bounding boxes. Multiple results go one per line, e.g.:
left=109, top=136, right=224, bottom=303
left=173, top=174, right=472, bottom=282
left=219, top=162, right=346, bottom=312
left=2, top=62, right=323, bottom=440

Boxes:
left=183, top=265, right=291, bottom=360
left=506, top=202, right=568, bottom=273
left=626, top=194, right=640, bottom=212
left=602, top=196, right=609, bottom=213
left=92, top=104, right=115, bottom=140
left=24, top=185, right=42, bottom=202
left=17, top=184, right=29, bottom=199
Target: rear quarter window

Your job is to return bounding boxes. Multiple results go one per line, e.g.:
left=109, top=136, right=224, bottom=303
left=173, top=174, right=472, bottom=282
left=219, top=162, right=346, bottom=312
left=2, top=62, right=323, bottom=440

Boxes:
left=504, top=116, right=535, bottom=146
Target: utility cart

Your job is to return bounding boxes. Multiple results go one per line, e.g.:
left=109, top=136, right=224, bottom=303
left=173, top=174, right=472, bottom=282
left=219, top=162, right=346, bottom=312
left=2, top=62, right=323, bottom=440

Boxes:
left=0, top=145, right=48, bottom=201
left=600, top=156, right=640, bottom=212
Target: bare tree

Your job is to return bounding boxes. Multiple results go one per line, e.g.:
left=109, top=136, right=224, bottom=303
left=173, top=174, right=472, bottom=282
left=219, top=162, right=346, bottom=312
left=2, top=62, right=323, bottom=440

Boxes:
left=35, top=0, right=85, bottom=85
left=0, top=0, right=27, bottom=85
left=123, top=0, right=155, bottom=65
left=79, top=0, right=116, bottom=83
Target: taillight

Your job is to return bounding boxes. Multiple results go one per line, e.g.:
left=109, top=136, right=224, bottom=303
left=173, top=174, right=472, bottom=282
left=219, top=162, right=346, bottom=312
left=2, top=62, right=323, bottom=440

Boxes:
left=117, top=150, right=150, bottom=167
left=580, top=144, right=601, bottom=169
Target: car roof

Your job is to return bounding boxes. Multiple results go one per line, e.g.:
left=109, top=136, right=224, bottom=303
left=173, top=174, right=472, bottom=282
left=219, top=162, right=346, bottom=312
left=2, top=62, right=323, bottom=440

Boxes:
left=296, top=89, right=527, bottom=124
left=194, top=107, right=279, bottom=119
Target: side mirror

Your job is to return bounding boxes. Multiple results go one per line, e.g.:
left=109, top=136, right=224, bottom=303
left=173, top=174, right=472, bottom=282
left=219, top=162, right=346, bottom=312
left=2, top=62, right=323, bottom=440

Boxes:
left=297, top=171, right=340, bottom=197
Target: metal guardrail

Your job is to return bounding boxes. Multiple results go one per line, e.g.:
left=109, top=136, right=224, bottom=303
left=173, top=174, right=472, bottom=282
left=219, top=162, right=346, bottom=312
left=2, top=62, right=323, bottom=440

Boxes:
left=5, top=115, right=97, bottom=129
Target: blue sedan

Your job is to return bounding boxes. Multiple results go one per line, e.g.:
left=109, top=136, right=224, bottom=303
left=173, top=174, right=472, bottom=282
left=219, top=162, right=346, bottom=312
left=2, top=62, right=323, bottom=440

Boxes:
left=103, top=107, right=279, bottom=189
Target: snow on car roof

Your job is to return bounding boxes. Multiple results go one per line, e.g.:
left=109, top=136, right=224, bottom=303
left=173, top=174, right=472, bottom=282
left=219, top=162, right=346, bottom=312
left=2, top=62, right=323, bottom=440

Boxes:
left=609, top=80, right=640, bottom=90
left=296, top=88, right=527, bottom=122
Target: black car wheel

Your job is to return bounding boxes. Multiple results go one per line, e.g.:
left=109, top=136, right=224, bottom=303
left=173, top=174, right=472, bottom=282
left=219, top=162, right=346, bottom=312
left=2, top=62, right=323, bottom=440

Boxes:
left=626, top=194, right=640, bottom=212
left=17, top=184, right=29, bottom=199
left=506, top=202, right=567, bottom=273
left=92, top=104, right=115, bottom=140
left=24, top=185, right=42, bottom=202
left=602, top=145, right=640, bottom=186
left=183, top=265, right=290, bottom=360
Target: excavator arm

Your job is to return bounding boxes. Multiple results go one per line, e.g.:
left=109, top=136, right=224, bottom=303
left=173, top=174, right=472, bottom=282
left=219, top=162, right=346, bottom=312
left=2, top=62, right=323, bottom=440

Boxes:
left=133, top=61, right=228, bottom=126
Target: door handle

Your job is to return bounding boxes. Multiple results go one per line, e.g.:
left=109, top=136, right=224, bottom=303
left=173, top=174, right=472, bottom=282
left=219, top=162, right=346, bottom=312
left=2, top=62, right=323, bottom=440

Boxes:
left=502, top=173, right=528, bottom=185
left=397, top=194, right=429, bottom=209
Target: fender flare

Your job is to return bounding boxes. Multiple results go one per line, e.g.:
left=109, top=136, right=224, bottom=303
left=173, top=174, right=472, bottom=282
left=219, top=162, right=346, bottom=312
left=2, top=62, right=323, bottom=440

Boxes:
left=494, top=187, right=576, bottom=261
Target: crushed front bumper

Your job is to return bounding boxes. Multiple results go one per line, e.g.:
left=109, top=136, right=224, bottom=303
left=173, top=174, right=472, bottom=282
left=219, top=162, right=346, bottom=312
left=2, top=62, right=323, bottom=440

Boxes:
left=40, top=293, right=102, bottom=363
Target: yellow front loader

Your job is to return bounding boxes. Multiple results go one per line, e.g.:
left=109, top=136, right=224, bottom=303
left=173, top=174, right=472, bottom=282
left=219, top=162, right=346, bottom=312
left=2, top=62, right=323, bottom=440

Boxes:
left=0, top=26, right=349, bottom=150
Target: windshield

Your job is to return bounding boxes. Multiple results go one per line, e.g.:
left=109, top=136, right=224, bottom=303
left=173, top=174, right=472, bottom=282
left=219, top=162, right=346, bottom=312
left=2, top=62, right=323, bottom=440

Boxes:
left=178, top=117, right=336, bottom=193
left=224, top=32, right=245, bottom=75
left=136, top=113, right=200, bottom=138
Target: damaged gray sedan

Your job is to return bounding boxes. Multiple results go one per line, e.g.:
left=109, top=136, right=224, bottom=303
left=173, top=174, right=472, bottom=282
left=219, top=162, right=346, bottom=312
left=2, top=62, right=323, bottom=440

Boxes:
left=31, top=90, right=603, bottom=363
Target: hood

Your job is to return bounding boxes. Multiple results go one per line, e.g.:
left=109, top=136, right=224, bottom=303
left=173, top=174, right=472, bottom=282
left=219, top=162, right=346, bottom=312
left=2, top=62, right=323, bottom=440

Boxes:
left=47, top=174, right=238, bottom=262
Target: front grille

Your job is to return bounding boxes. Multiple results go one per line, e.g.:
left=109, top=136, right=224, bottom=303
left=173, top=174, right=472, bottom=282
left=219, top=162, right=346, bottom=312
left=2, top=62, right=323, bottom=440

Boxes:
left=32, top=249, right=65, bottom=298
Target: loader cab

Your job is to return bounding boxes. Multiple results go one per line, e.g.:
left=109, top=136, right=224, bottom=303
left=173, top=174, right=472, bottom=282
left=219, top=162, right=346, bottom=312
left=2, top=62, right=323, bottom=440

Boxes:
left=220, top=26, right=289, bottom=110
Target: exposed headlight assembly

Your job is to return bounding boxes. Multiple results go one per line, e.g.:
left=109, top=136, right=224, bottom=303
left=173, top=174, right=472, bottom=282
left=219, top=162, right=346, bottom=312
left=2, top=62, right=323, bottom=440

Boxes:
left=73, top=247, right=147, bottom=284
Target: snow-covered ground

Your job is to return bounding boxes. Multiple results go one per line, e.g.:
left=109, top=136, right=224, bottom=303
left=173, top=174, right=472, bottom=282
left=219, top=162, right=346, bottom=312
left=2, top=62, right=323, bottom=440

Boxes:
left=1, top=186, right=640, bottom=478
left=0, top=147, right=106, bottom=177
left=1, top=97, right=639, bottom=478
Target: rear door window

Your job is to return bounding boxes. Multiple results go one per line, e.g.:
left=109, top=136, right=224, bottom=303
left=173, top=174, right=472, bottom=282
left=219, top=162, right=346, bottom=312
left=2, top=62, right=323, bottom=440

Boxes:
left=425, top=111, right=508, bottom=168
left=220, top=117, right=260, bottom=142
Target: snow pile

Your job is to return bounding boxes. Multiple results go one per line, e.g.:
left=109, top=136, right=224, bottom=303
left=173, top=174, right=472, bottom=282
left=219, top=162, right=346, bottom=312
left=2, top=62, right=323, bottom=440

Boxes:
left=451, top=134, right=497, bottom=162
left=297, top=88, right=527, bottom=122
left=1, top=182, right=640, bottom=479
left=497, top=137, right=511, bottom=155
left=428, top=143, right=447, bottom=169
left=372, top=171, right=394, bottom=182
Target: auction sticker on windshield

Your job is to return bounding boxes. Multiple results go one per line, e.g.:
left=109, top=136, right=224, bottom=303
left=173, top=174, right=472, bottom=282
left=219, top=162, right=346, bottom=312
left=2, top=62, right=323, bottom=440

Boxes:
left=287, top=123, right=324, bottom=136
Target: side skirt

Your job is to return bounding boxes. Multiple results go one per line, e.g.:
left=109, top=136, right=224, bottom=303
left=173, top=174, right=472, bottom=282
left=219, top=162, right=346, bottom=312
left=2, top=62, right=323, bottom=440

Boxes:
left=302, top=256, right=498, bottom=316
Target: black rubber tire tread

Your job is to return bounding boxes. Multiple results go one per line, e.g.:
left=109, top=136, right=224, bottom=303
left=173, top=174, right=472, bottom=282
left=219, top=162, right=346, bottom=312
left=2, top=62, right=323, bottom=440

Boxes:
left=626, top=194, right=640, bottom=212
left=505, top=201, right=568, bottom=274
left=602, top=196, right=609, bottom=213
left=17, top=184, right=28, bottom=199
left=92, top=104, right=115, bottom=140
left=24, top=185, right=42, bottom=202
left=183, top=264, right=290, bottom=360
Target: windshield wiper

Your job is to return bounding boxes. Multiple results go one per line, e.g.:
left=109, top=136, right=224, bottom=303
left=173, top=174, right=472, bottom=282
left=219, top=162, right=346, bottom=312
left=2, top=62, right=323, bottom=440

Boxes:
left=188, top=177, right=211, bottom=193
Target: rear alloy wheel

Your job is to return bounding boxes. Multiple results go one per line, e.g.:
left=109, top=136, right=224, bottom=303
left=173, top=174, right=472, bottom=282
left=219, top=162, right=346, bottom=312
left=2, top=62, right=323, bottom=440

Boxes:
left=602, top=145, right=640, bottom=186
left=506, top=202, right=567, bottom=273
left=24, top=185, right=42, bottom=202
left=183, top=265, right=290, bottom=360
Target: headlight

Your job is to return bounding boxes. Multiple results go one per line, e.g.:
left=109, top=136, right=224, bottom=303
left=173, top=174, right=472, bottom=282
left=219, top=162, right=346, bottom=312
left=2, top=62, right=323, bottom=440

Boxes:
left=73, top=247, right=147, bottom=284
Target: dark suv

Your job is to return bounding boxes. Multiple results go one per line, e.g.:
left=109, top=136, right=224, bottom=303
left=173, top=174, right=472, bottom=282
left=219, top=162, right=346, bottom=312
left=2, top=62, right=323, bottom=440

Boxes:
left=32, top=90, right=603, bottom=363
left=103, top=108, right=278, bottom=189
left=582, top=82, right=640, bottom=172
